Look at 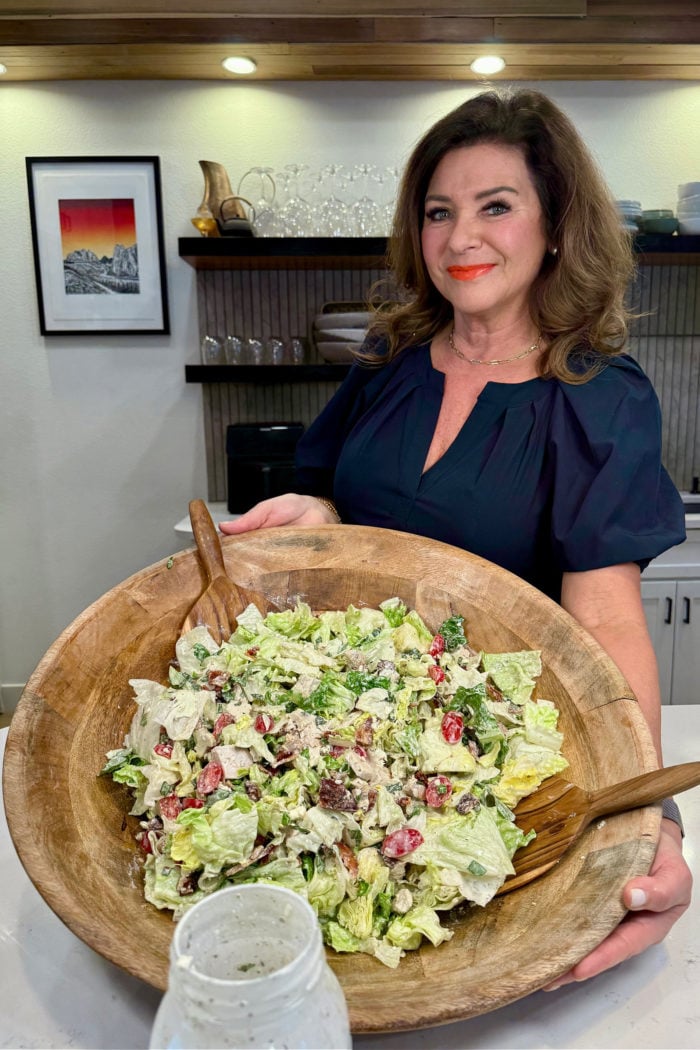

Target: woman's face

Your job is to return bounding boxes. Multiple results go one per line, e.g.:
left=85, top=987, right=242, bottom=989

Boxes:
left=420, top=141, right=548, bottom=326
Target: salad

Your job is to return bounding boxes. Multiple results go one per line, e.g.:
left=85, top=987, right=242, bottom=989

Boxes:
left=103, top=598, right=568, bottom=968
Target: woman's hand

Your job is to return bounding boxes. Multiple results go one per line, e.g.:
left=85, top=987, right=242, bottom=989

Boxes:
left=219, top=493, right=337, bottom=534
left=543, top=820, right=692, bottom=990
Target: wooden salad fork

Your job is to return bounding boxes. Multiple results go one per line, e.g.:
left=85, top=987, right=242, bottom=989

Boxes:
left=500, top=761, right=700, bottom=894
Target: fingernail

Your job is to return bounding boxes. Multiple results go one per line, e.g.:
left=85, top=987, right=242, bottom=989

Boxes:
left=629, top=888, right=647, bottom=909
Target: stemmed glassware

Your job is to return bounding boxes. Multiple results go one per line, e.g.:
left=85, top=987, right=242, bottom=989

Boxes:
left=276, top=164, right=313, bottom=237
left=237, top=167, right=281, bottom=237
left=349, top=163, right=383, bottom=236
left=312, top=164, right=354, bottom=237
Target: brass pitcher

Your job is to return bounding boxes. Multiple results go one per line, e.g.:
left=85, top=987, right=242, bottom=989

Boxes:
left=192, top=160, right=247, bottom=237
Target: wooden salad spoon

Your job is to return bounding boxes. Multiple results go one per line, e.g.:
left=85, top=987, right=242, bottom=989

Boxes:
left=500, top=761, right=700, bottom=894
left=181, top=499, right=277, bottom=644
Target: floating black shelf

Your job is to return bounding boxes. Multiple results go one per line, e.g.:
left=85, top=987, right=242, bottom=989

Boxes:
left=178, top=236, right=387, bottom=270
left=185, top=363, right=351, bottom=384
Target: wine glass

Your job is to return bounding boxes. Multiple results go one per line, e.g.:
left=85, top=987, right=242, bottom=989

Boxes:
left=277, top=164, right=313, bottom=237
left=350, top=163, right=383, bottom=236
left=312, top=164, right=353, bottom=237
left=237, top=167, right=281, bottom=237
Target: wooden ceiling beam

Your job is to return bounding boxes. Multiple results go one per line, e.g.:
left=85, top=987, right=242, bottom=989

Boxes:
left=0, top=1, right=586, bottom=16
left=1, top=42, right=699, bottom=81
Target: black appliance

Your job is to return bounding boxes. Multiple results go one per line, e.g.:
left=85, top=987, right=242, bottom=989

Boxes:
left=226, top=422, right=305, bottom=513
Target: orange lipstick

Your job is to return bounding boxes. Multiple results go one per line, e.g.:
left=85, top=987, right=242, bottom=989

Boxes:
left=447, top=264, right=496, bottom=281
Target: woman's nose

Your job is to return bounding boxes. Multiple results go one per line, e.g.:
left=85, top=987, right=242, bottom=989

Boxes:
left=448, top=213, right=482, bottom=251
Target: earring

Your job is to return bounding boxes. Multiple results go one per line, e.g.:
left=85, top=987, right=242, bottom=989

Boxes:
left=550, top=247, right=559, bottom=256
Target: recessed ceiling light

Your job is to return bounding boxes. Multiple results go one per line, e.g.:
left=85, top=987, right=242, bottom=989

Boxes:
left=0, top=63, right=7, bottom=75
left=470, top=56, right=506, bottom=76
left=222, top=56, right=257, bottom=76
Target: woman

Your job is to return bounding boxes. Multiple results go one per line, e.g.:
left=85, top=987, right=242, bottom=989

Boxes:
left=221, top=88, right=692, bottom=988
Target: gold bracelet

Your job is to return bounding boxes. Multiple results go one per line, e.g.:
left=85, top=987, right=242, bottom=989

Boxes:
left=314, top=496, right=341, bottom=523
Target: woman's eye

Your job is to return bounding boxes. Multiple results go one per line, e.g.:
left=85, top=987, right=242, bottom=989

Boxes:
left=483, top=200, right=510, bottom=216
left=425, top=206, right=450, bottom=223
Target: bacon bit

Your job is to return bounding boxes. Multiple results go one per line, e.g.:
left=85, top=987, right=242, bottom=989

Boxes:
left=213, top=711, right=236, bottom=738
left=246, top=646, right=260, bottom=658
left=367, top=788, right=378, bottom=808
left=207, top=670, right=230, bottom=689
left=244, top=781, right=262, bottom=801
left=353, top=744, right=368, bottom=759
left=254, top=712, right=274, bottom=734
left=224, top=842, right=275, bottom=877
left=428, top=665, right=446, bottom=684
left=154, top=741, right=173, bottom=759
left=177, top=873, right=198, bottom=896
left=355, top=718, right=374, bottom=747
left=319, top=778, right=357, bottom=812
left=338, top=842, right=359, bottom=878
left=329, top=745, right=347, bottom=758
left=270, top=749, right=297, bottom=769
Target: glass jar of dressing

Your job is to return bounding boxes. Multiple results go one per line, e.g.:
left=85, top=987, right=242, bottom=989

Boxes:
left=149, top=884, right=352, bottom=1050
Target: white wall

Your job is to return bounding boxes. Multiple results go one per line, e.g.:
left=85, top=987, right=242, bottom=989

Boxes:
left=1, top=78, right=699, bottom=708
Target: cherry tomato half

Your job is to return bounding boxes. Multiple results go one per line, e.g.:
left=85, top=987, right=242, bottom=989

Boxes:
left=441, top=710, right=464, bottom=743
left=425, top=775, right=453, bottom=808
left=381, top=827, right=424, bottom=859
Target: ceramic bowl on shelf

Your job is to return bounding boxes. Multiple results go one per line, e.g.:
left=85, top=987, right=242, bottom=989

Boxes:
left=314, top=312, right=372, bottom=330
left=678, top=182, right=700, bottom=200
left=640, top=216, right=679, bottom=235
left=314, top=340, right=358, bottom=362
left=313, top=327, right=366, bottom=342
left=3, top=525, right=660, bottom=1033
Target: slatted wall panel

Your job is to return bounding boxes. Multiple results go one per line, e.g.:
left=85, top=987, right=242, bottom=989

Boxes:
left=198, top=262, right=700, bottom=501
left=198, top=265, right=385, bottom=502
left=629, top=264, right=700, bottom=492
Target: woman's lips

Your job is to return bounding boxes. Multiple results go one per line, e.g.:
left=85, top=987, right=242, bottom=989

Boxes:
left=447, top=264, right=496, bottom=281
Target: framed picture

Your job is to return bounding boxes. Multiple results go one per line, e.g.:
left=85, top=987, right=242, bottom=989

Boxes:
left=26, top=156, right=170, bottom=335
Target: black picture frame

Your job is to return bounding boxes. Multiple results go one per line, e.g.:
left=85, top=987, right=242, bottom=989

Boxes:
left=26, top=156, right=170, bottom=335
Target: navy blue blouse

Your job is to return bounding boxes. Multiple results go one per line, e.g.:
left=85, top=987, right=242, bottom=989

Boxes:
left=295, top=343, right=685, bottom=601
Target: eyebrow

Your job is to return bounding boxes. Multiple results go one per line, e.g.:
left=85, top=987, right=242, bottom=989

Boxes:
left=424, top=185, right=519, bottom=203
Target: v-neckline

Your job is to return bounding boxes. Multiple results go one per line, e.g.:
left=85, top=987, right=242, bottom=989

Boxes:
left=419, top=347, right=548, bottom=478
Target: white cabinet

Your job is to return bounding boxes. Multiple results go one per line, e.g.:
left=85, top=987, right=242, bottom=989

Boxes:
left=641, top=578, right=700, bottom=705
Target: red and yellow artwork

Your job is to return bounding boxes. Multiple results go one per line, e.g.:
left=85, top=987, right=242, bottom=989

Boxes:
left=59, top=198, right=136, bottom=259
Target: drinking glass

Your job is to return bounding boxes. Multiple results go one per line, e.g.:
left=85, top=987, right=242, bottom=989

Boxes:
left=200, top=335, right=224, bottom=365
left=245, top=337, right=264, bottom=365
left=285, top=336, right=307, bottom=364
left=223, top=334, right=244, bottom=365
left=237, top=167, right=281, bottom=237
left=277, top=164, right=313, bottom=237
left=264, top=335, right=285, bottom=364
left=350, top=162, right=383, bottom=236
left=312, top=164, right=353, bottom=237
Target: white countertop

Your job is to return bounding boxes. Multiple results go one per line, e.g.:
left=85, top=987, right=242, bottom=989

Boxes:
left=1, top=708, right=699, bottom=1050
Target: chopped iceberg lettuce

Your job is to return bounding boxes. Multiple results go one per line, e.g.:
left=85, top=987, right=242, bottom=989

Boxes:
left=105, top=596, right=566, bottom=969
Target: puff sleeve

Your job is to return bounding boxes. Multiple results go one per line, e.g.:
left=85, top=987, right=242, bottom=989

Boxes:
left=548, top=357, right=685, bottom=574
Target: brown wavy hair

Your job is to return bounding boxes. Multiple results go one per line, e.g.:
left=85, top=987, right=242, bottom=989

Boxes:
left=361, top=88, right=635, bottom=383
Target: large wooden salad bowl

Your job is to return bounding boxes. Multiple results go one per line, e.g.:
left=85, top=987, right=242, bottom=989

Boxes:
left=3, top=525, right=659, bottom=1033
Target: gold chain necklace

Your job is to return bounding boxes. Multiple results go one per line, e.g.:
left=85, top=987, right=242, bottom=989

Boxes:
left=448, top=329, right=541, bottom=366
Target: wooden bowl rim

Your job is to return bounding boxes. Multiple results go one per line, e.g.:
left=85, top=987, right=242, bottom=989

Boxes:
left=3, top=525, right=660, bottom=1033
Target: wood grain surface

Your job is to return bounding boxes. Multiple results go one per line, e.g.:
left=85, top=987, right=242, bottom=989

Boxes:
left=2, top=525, right=661, bottom=1033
